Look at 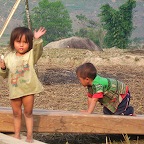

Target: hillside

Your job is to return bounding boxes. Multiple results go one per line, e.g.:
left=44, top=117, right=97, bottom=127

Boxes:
left=0, top=0, right=144, bottom=45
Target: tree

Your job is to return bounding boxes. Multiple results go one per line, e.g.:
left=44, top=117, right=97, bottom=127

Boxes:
left=23, top=0, right=72, bottom=45
left=75, top=14, right=105, bottom=48
left=99, top=0, right=136, bottom=49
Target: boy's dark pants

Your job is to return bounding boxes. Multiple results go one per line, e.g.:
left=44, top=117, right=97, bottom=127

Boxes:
left=103, top=92, right=134, bottom=115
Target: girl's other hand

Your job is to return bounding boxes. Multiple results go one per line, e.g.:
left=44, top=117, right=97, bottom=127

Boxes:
left=0, top=55, right=6, bottom=70
left=34, top=27, right=47, bottom=39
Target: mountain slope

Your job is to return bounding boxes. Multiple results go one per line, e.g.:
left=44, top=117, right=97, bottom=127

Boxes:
left=0, top=0, right=143, bottom=44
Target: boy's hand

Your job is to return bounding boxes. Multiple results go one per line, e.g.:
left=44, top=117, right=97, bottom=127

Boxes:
left=0, top=55, right=6, bottom=70
left=34, top=27, right=47, bottom=39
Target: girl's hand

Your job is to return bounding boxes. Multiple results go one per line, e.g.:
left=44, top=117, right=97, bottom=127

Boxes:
left=34, top=27, right=47, bottom=39
left=0, top=55, right=6, bottom=70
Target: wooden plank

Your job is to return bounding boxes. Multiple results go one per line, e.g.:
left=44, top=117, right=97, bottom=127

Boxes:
left=21, top=135, right=46, bottom=144
left=0, top=133, right=46, bottom=144
left=0, top=107, right=144, bottom=134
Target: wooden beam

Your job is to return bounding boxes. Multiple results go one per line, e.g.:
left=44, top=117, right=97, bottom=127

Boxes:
left=0, top=107, right=144, bottom=134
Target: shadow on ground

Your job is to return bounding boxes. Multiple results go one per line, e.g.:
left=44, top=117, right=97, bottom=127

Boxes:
left=40, top=68, right=79, bottom=85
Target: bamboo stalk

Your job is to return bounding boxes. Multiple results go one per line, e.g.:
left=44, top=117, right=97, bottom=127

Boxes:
left=25, top=0, right=32, bottom=30
left=0, top=0, right=22, bottom=38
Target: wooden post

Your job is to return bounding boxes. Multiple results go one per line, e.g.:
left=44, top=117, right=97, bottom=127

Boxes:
left=0, top=0, right=21, bottom=38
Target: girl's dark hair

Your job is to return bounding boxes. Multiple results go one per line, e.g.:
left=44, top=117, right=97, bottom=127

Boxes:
left=9, top=27, right=34, bottom=51
left=76, top=62, right=97, bottom=80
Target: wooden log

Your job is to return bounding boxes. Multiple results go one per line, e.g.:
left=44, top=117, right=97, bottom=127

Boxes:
left=0, top=107, right=144, bottom=134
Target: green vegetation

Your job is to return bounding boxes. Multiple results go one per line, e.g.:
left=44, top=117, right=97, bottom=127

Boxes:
left=99, top=0, right=136, bottom=49
left=0, top=0, right=143, bottom=49
left=23, top=0, right=72, bottom=45
left=75, top=14, right=105, bottom=48
left=74, top=0, right=137, bottom=49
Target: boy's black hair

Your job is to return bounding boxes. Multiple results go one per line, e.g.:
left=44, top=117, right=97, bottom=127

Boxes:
left=76, top=62, right=97, bottom=80
left=9, top=27, right=34, bottom=51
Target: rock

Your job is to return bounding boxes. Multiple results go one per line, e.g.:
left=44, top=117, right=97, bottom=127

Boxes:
left=44, top=36, right=103, bottom=51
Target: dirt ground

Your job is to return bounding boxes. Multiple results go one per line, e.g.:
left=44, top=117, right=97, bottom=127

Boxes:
left=0, top=48, right=144, bottom=143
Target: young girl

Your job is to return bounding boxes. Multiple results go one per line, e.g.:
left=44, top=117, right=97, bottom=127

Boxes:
left=0, top=27, right=46, bottom=142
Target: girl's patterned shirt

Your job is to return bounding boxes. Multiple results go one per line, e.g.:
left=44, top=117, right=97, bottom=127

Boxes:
left=0, top=39, right=44, bottom=99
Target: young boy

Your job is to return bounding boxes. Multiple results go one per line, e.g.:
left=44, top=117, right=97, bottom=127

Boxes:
left=76, top=62, right=134, bottom=115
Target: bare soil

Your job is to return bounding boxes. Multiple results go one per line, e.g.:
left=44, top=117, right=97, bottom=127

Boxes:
left=0, top=48, right=144, bottom=144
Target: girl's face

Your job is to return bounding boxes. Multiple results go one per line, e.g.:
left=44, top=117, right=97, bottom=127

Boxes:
left=14, top=34, right=29, bottom=56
